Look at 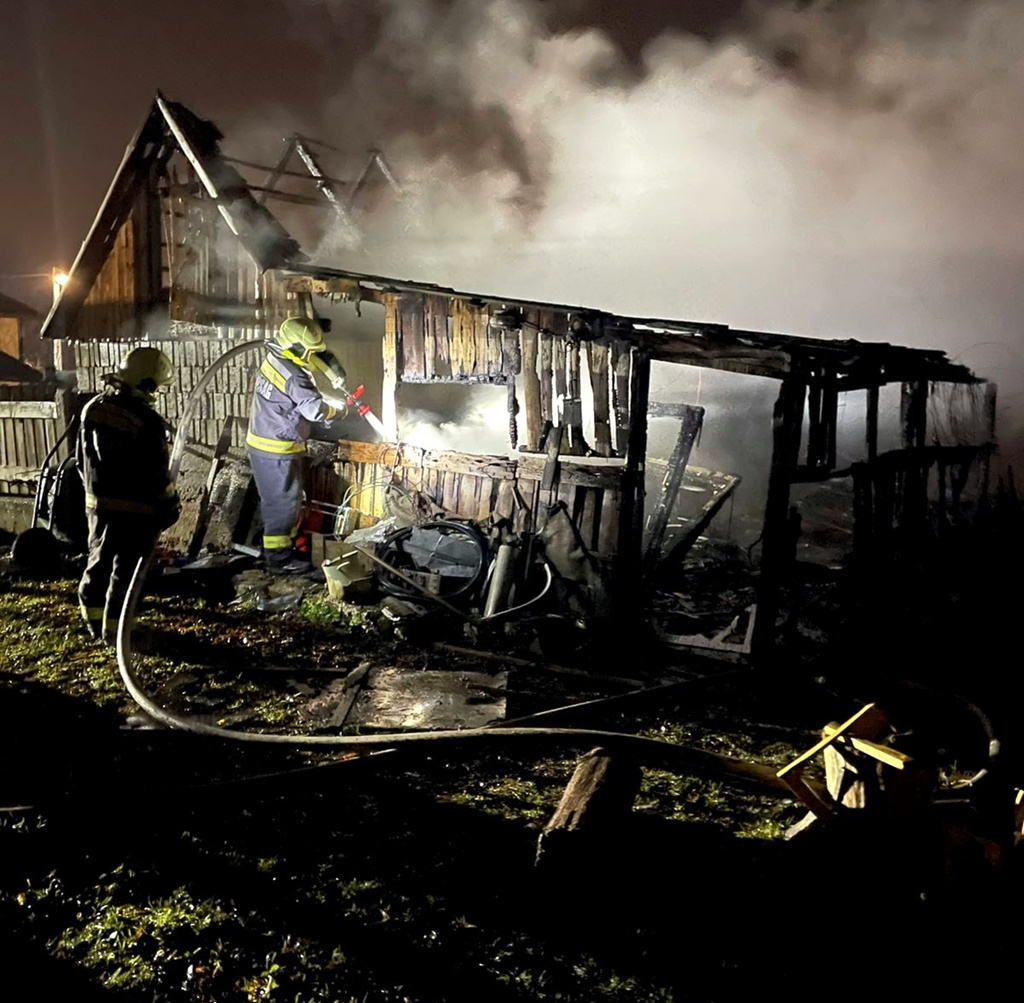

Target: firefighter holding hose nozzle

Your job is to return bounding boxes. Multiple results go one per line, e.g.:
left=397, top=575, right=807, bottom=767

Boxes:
left=77, top=347, right=180, bottom=644
left=246, top=316, right=346, bottom=575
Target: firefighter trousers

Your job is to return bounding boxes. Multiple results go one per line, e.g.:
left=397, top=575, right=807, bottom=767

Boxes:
left=78, top=510, right=160, bottom=642
left=247, top=448, right=306, bottom=563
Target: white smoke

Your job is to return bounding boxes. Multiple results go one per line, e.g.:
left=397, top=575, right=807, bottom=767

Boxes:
left=256, top=0, right=1024, bottom=467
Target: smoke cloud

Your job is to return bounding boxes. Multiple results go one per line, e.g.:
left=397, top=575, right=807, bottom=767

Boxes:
left=242, top=0, right=1024, bottom=469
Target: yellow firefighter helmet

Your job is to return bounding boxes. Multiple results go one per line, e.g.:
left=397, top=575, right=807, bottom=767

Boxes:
left=276, top=317, right=326, bottom=364
left=117, top=347, right=173, bottom=393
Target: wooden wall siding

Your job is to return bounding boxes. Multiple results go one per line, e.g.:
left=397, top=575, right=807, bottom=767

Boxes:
left=164, top=186, right=296, bottom=337
left=331, top=440, right=625, bottom=563
left=389, top=294, right=525, bottom=383
left=0, top=386, right=69, bottom=497
left=67, top=217, right=138, bottom=344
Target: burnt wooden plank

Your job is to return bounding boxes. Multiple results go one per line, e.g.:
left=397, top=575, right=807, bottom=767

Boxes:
left=521, top=318, right=542, bottom=451
left=590, top=342, right=612, bottom=456
left=422, top=296, right=436, bottom=381
left=426, top=295, right=451, bottom=373
left=381, top=296, right=399, bottom=441
left=468, top=475, right=487, bottom=523
left=553, top=335, right=567, bottom=419
left=451, top=300, right=478, bottom=378
left=538, top=326, right=554, bottom=424
left=494, top=478, right=515, bottom=521
left=535, top=747, right=641, bottom=870
left=398, top=295, right=427, bottom=381
left=565, top=337, right=584, bottom=455
left=611, top=342, right=631, bottom=454
left=485, top=313, right=502, bottom=378
left=501, top=327, right=521, bottom=377
left=642, top=404, right=705, bottom=574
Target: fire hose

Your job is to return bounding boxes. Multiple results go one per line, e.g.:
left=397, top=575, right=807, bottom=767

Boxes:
left=112, top=553, right=793, bottom=795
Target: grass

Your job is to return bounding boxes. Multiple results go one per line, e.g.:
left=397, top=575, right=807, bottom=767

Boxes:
left=0, top=559, right=819, bottom=1001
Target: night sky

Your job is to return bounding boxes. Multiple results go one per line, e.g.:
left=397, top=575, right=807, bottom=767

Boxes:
left=0, top=0, right=741, bottom=309
left=1, top=0, right=325, bottom=305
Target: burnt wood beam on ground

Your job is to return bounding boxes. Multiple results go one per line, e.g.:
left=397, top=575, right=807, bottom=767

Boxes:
left=535, top=747, right=642, bottom=870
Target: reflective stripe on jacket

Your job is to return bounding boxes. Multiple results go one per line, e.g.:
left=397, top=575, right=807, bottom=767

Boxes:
left=247, top=346, right=336, bottom=454
left=76, top=387, right=175, bottom=515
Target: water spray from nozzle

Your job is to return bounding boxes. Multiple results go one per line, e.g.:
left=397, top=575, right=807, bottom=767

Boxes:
left=343, top=384, right=387, bottom=439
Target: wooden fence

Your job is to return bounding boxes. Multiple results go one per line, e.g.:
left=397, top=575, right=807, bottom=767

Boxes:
left=0, top=383, right=70, bottom=497
left=330, top=440, right=626, bottom=566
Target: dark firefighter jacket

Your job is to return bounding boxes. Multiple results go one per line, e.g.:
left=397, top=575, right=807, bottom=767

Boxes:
left=246, top=345, right=338, bottom=454
left=76, top=385, right=177, bottom=518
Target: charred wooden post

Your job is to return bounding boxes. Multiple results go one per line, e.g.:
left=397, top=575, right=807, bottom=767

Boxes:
left=900, top=379, right=929, bottom=546
left=642, top=403, right=704, bottom=576
left=535, top=747, right=642, bottom=870
left=752, top=376, right=806, bottom=655
left=806, top=378, right=824, bottom=468
left=981, top=381, right=998, bottom=500
left=823, top=376, right=838, bottom=469
left=805, top=371, right=838, bottom=471
left=865, top=383, right=880, bottom=464
left=616, top=350, right=651, bottom=593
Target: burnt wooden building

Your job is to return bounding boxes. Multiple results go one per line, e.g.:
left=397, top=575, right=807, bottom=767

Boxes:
left=40, top=95, right=992, bottom=651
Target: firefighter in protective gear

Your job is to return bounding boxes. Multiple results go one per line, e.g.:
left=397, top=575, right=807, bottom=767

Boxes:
left=77, top=347, right=179, bottom=643
left=246, top=317, right=344, bottom=574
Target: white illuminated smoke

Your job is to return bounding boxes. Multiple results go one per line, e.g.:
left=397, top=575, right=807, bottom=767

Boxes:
left=258, top=0, right=1024, bottom=468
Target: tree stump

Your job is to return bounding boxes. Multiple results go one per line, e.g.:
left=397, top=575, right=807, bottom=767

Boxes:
left=535, top=747, right=641, bottom=871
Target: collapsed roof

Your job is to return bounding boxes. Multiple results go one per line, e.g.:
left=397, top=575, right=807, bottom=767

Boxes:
left=42, top=93, right=977, bottom=391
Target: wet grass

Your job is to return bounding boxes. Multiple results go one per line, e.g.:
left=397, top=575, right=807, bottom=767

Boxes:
left=0, top=559, right=880, bottom=1001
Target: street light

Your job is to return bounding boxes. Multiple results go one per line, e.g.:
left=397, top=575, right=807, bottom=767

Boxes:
left=51, top=268, right=70, bottom=303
